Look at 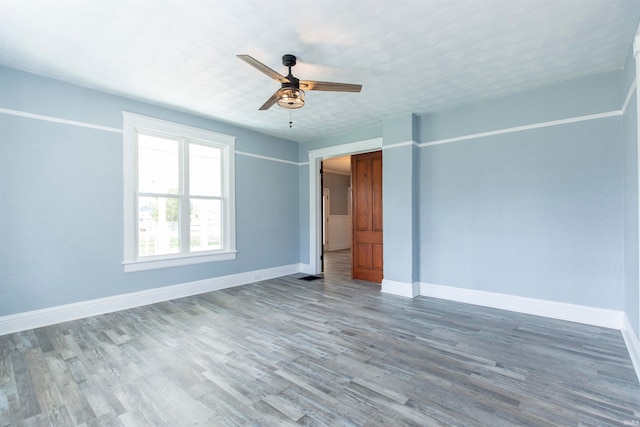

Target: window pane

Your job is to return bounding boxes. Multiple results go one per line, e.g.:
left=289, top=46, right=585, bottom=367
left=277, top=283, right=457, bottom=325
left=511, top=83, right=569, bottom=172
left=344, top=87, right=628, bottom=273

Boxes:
left=190, top=199, right=222, bottom=251
left=138, top=133, right=179, bottom=194
left=138, top=196, right=180, bottom=256
left=190, top=143, right=221, bottom=197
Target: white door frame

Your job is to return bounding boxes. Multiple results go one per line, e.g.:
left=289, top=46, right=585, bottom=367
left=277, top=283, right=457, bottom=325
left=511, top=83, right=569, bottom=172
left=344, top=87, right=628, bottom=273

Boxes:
left=308, top=137, right=383, bottom=274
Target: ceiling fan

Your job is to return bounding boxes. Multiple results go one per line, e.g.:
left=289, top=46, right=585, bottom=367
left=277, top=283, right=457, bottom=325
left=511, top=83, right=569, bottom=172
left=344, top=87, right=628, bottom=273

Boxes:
left=237, top=54, right=362, bottom=110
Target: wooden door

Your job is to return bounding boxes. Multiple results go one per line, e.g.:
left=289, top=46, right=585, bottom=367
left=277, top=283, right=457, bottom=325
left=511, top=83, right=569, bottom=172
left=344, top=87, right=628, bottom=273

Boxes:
left=351, top=151, right=383, bottom=283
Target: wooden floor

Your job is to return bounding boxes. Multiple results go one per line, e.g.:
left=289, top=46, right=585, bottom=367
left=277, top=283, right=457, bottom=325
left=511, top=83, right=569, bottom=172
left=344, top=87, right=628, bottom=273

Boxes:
left=1, top=250, right=639, bottom=426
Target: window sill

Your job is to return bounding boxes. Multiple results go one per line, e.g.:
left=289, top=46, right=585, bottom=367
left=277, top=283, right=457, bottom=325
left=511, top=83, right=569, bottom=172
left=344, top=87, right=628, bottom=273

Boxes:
left=123, top=250, right=237, bottom=272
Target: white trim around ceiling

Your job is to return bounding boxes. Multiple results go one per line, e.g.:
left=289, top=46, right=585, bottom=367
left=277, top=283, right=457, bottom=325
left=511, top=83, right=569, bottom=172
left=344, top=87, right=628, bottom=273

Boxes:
left=419, top=80, right=636, bottom=148
left=1, top=80, right=637, bottom=159
left=3, top=77, right=637, bottom=156
left=419, top=110, right=622, bottom=148
left=382, top=140, right=419, bottom=150
left=0, top=107, right=123, bottom=133
left=235, top=150, right=300, bottom=166
left=622, top=77, right=637, bottom=114
left=0, top=107, right=303, bottom=166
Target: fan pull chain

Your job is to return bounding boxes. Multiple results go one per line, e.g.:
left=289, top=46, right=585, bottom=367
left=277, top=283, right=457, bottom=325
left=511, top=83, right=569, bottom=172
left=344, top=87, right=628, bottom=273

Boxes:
left=289, top=109, right=293, bottom=128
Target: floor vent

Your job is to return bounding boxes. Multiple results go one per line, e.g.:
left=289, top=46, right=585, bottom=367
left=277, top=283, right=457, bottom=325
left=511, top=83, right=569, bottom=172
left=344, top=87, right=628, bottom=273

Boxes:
left=298, top=275, right=322, bottom=281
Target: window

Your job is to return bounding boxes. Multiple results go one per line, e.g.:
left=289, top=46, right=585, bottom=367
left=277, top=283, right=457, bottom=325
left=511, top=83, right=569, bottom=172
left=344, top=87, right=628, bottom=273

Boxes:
left=123, top=112, right=236, bottom=272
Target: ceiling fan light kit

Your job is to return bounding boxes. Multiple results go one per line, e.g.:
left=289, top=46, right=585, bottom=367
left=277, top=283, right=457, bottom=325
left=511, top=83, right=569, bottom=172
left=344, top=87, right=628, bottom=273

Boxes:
left=237, top=53, right=362, bottom=112
left=276, top=87, right=305, bottom=109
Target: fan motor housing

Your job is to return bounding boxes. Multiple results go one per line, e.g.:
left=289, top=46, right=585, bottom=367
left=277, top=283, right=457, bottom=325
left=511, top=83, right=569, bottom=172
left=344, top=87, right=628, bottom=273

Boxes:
left=282, top=78, right=300, bottom=90
left=282, top=54, right=297, bottom=67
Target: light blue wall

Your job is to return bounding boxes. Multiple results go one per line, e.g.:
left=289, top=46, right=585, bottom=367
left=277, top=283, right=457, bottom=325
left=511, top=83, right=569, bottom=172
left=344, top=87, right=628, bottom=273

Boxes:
left=382, top=114, right=420, bottom=285
left=0, top=67, right=300, bottom=316
left=382, top=144, right=417, bottom=283
left=419, top=118, right=623, bottom=308
left=419, top=70, right=625, bottom=310
left=622, top=47, right=640, bottom=338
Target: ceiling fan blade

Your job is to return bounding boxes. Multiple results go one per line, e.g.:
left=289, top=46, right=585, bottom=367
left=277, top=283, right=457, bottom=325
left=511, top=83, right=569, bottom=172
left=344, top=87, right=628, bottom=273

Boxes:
left=259, top=90, right=280, bottom=110
left=300, top=80, right=362, bottom=92
left=237, top=54, right=289, bottom=83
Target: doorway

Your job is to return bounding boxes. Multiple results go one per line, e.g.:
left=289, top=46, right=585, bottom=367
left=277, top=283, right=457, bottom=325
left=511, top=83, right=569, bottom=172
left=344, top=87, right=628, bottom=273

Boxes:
left=308, top=138, right=383, bottom=277
left=321, top=156, right=353, bottom=279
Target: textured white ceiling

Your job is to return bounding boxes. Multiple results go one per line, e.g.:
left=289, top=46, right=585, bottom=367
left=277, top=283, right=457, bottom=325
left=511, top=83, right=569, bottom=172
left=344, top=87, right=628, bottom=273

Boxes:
left=1, top=0, right=639, bottom=143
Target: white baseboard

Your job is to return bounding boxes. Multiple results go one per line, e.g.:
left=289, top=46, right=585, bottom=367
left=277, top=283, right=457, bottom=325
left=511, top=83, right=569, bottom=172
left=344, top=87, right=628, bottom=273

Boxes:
left=419, top=282, right=624, bottom=330
left=381, top=279, right=420, bottom=298
left=621, top=314, right=640, bottom=382
left=0, top=263, right=301, bottom=336
left=419, top=282, right=640, bottom=383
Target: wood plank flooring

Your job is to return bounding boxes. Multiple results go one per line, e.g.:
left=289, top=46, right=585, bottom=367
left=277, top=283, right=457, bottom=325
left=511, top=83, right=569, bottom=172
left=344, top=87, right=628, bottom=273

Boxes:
left=1, top=250, right=639, bottom=426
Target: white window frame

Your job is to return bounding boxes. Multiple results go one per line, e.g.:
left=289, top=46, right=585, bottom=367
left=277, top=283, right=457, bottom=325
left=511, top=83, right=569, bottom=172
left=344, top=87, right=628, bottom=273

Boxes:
left=122, top=112, right=236, bottom=272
